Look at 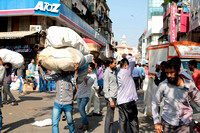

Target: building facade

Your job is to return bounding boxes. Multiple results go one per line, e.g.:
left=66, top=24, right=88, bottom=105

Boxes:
left=139, top=0, right=164, bottom=63
left=159, top=1, right=190, bottom=44
left=146, top=0, right=163, bottom=46
left=190, top=0, right=200, bottom=43
left=138, top=30, right=147, bottom=64
left=115, top=35, right=137, bottom=61
left=0, top=0, right=113, bottom=61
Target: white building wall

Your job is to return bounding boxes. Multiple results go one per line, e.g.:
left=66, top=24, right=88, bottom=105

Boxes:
left=146, top=16, right=163, bottom=46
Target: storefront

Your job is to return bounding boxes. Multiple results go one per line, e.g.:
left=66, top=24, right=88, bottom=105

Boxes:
left=0, top=31, right=45, bottom=66
left=0, top=0, right=107, bottom=47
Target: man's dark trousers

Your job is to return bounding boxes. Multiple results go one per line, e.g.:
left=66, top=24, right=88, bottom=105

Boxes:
left=118, top=100, right=139, bottom=133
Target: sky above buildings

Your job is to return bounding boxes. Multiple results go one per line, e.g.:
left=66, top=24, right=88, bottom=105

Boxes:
left=107, top=0, right=147, bottom=47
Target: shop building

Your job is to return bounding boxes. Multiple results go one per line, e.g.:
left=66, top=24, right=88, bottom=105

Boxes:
left=146, top=0, right=163, bottom=46
left=0, top=0, right=112, bottom=63
left=159, top=1, right=190, bottom=44
left=190, top=0, right=200, bottom=43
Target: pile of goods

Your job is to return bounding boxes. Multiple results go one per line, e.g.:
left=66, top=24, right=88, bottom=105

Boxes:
left=39, top=26, right=94, bottom=84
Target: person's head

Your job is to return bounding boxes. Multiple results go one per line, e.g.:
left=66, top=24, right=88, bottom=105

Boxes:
left=164, top=59, right=181, bottom=85
left=135, top=64, right=138, bottom=67
left=160, top=61, right=167, bottom=71
left=120, top=58, right=129, bottom=69
left=88, top=62, right=95, bottom=73
left=4, top=63, right=12, bottom=73
left=188, top=60, right=197, bottom=71
left=138, top=63, right=141, bottom=67
left=60, top=70, right=71, bottom=76
left=170, top=57, right=181, bottom=69
left=31, top=59, right=35, bottom=64
left=106, top=57, right=117, bottom=70
left=122, top=54, right=126, bottom=59
left=155, top=61, right=161, bottom=72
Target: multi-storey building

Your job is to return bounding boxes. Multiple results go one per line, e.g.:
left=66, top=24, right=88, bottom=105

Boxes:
left=0, top=0, right=112, bottom=62
left=146, top=0, right=163, bottom=46
left=138, top=30, right=147, bottom=64
left=138, top=0, right=163, bottom=63
left=159, top=1, right=190, bottom=44
left=190, top=0, right=200, bottom=42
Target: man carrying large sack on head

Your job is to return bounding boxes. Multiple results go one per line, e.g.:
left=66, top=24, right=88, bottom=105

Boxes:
left=39, top=62, right=79, bottom=133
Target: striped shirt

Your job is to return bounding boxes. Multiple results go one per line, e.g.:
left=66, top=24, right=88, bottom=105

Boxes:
left=39, top=68, right=77, bottom=105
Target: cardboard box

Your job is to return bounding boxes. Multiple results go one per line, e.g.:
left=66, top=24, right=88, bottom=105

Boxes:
left=23, top=83, right=33, bottom=92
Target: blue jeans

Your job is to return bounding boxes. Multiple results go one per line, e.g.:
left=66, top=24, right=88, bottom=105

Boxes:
left=18, top=76, right=24, bottom=93
left=77, top=97, right=89, bottom=124
left=52, top=102, right=75, bottom=133
left=39, top=75, right=47, bottom=92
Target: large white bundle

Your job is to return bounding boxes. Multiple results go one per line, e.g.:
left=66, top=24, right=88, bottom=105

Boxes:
left=39, top=47, right=84, bottom=71
left=0, top=49, right=24, bottom=69
left=47, top=26, right=90, bottom=55
left=77, top=54, right=94, bottom=84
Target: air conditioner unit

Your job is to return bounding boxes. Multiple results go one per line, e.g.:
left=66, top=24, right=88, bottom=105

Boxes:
left=30, top=25, right=42, bottom=31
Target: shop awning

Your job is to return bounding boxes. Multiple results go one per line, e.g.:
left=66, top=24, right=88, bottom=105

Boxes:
left=82, top=38, right=102, bottom=48
left=0, top=31, right=38, bottom=39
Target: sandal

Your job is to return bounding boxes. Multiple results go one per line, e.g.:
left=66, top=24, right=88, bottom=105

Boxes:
left=78, top=125, right=83, bottom=129
left=82, top=124, right=89, bottom=131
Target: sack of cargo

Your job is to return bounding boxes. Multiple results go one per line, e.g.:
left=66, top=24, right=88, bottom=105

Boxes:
left=0, top=49, right=24, bottom=69
left=46, top=26, right=90, bottom=55
left=38, top=47, right=84, bottom=71
left=77, top=54, right=94, bottom=84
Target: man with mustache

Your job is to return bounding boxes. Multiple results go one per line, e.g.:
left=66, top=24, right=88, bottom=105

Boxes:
left=152, top=57, right=200, bottom=133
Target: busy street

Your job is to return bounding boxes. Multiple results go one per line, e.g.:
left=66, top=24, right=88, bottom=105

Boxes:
left=1, top=90, right=155, bottom=133
left=1, top=0, right=200, bottom=133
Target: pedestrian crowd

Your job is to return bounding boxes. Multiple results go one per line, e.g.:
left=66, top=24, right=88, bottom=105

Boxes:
left=0, top=54, right=200, bottom=133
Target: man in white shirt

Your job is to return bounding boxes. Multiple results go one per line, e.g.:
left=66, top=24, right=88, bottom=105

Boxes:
left=117, top=55, right=139, bottom=133
left=76, top=62, right=96, bottom=131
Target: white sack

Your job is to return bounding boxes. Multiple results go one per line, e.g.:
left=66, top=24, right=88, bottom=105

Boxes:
left=10, top=79, right=21, bottom=90
left=84, top=54, right=94, bottom=63
left=0, top=49, right=24, bottom=69
left=77, top=54, right=93, bottom=84
left=39, top=47, right=84, bottom=71
left=32, top=118, right=52, bottom=127
left=47, top=26, right=90, bottom=55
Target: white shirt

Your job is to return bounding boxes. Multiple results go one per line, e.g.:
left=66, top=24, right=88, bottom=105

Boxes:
left=77, top=72, right=97, bottom=98
left=117, top=55, right=138, bottom=105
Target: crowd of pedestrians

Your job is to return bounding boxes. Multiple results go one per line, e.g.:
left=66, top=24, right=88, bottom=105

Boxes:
left=0, top=53, right=200, bottom=133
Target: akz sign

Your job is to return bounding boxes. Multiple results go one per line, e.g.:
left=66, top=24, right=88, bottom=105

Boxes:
left=34, top=1, right=60, bottom=13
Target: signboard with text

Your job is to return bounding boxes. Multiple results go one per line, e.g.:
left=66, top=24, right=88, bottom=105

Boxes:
left=177, top=45, right=200, bottom=57
left=170, top=6, right=177, bottom=42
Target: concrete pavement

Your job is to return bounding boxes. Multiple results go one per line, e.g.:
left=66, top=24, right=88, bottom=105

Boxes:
left=1, top=90, right=155, bottom=133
